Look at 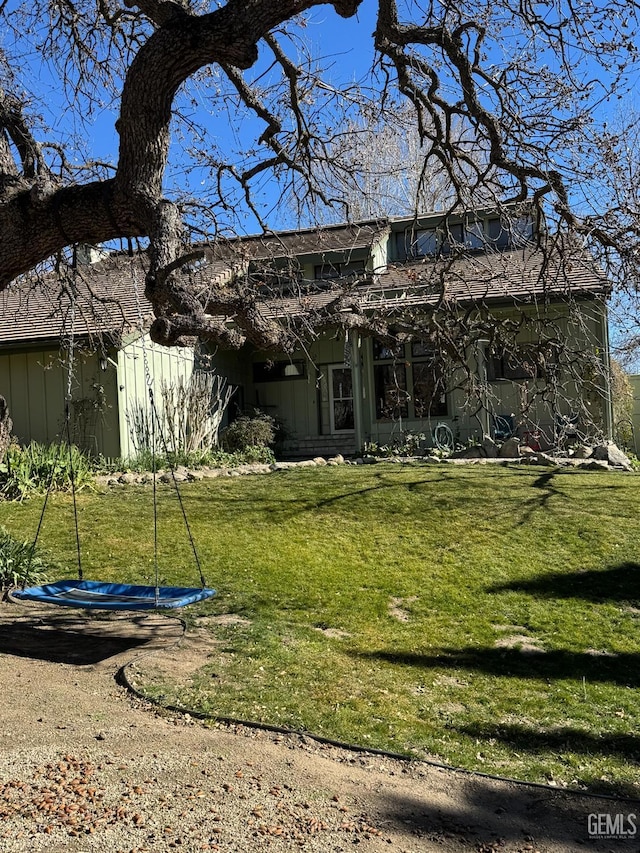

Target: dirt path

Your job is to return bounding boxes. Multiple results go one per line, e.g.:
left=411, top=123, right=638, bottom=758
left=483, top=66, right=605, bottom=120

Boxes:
left=0, top=601, right=637, bottom=853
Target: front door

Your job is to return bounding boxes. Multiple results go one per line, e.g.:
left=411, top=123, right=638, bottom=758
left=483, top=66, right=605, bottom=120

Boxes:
left=329, top=365, right=354, bottom=433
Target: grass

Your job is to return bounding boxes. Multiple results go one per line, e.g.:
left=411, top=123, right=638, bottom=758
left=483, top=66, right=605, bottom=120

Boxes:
left=2, top=463, right=640, bottom=796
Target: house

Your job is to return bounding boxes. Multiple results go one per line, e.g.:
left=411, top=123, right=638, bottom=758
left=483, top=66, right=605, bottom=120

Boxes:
left=0, top=255, right=241, bottom=459
left=0, top=208, right=612, bottom=459
left=201, top=210, right=612, bottom=456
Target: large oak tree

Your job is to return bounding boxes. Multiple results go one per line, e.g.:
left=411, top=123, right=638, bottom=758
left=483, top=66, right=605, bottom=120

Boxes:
left=1, top=0, right=638, bottom=352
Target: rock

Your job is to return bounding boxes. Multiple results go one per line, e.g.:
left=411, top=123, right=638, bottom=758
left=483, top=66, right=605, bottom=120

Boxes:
left=451, top=445, right=483, bottom=459
left=592, top=443, right=633, bottom=471
left=187, top=469, right=204, bottom=481
left=119, top=472, right=138, bottom=485
left=499, top=436, right=521, bottom=458
left=160, top=471, right=187, bottom=483
left=328, top=454, right=344, bottom=464
left=570, top=445, right=592, bottom=459
left=362, top=455, right=378, bottom=464
left=481, top=435, right=498, bottom=458
left=519, top=445, right=537, bottom=457
left=295, top=459, right=317, bottom=467
left=523, top=452, right=558, bottom=467
left=313, top=456, right=327, bottom=466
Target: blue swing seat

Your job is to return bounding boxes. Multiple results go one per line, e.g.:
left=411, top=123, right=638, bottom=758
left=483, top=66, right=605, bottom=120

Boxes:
left=12, top=579, right=216, bottom=611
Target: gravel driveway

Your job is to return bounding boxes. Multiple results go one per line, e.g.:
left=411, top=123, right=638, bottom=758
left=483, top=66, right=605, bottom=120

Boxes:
left=0, top=601, right=637, bottom=853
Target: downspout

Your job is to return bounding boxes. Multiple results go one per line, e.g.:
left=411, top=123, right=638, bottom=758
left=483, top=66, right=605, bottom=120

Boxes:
left=601, top=301, right=614, bottom=441
left=349, top=329, right=365, bottom=453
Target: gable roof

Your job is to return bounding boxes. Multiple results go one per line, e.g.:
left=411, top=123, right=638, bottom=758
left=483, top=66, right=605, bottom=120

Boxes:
left=205, top=219, right=388, bottom=262
left=0, top=228, right=608, bottom=349
left=0, top=256, right=148, bottom=349
left=259, top=245, right=608, bottom=320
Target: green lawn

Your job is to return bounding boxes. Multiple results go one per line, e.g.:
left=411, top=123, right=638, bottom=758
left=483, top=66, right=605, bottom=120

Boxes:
left=3, top=464, right=640, bottom=796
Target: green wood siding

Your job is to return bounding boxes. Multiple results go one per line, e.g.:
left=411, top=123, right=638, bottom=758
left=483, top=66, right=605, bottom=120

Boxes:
left=0, top=348, right=120, bottom=456
left=117, top=335, right=196, bottom=460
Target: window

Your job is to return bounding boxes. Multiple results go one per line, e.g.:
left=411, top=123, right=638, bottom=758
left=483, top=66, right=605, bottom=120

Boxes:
left=373, top=338, right=448, bottom=420
left=396, top=228, right=437, bottom=259
left=487, top=215, right=534, bottom=248
left=414, top=229, right=438, bottom=256
left=487, top=217, right=510, bottom=248
left=412, top=362, right=448, bottom=417
left=465, top=220, right=485, bottom=250
left=442, top=222, right=464, bottom=253
left=330, top=366, right=355, bottom=431
left=314, top=260, right=365, bottom=280
left=511, top=216, right=534, bottom=245
left=373, top=340, right=405, bottom=360
left=487, top=349, right=536, bottom=381
left=374, top=364, right=409, bottom=420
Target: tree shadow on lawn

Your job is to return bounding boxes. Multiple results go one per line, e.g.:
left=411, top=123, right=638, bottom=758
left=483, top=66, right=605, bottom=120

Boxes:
left=517, top=469, right=566, bottom=525
left=514, top=469, right=633, bottom=526
left=456, top=721, right=640, bottom=763
left=352, top=646, right=640, bottom=687
left=488, top=562, right=640, bottom=604
left=186, top=467, right=534, bottom=523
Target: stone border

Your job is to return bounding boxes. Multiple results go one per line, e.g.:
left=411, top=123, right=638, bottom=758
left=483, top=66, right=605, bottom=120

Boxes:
left=94, top=445, right=634, bottom=488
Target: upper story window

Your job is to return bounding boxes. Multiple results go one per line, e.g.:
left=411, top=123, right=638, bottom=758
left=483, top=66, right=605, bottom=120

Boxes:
left=395, top=212, right=535, bottom=260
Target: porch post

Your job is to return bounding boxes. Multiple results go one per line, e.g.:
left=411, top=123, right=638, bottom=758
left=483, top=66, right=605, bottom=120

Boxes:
left=349, top=329, right=365, bottom=452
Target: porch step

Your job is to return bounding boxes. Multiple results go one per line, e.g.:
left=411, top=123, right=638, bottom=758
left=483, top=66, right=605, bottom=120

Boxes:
left=279, top=436, right=356, bottom=460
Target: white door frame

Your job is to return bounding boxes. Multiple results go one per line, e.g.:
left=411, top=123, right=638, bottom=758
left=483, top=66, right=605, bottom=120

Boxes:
left=328, top=364, right=355, bottom=434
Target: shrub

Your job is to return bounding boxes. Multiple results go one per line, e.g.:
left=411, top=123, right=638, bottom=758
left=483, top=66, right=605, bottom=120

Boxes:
left=0, top=527, right=50, bottom=592
left=0, top=442, right=93, bottom=500
left=220, top=413, right=276, bottom=452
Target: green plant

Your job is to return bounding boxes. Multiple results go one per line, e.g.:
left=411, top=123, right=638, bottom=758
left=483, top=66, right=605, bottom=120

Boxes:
left=0, top=442, right=93, bottom=501
left=220, top=412, right=276, bottom=452
left=0, top=527, right=49, bottom=591
left=363, top=431, right=428, bottom=457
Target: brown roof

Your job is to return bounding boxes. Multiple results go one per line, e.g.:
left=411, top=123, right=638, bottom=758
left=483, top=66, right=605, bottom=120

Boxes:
left=205, top=220, right=388, bottom=262
left=0, top=238, right=607, bottom=348
left=0, top=253, right=236, bottom=348
left=259, top=246, right=608, bottom=320
left=0, top=256, right=148, bottom=348
left=363, top=245, right=608, bottom=309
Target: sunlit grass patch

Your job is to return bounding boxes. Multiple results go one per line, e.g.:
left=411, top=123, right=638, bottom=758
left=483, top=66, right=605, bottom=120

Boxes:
left=3, top=464, right=640, bottom=795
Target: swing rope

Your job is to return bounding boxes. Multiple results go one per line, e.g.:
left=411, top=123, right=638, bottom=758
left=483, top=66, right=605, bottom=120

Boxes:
left=20, top=265, right=83, bottom=590
left=63, top=270, right=83, bottom=581
left=11, top=247, right=215, bottom=611
left=131, top=255, right=207, bottom=592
